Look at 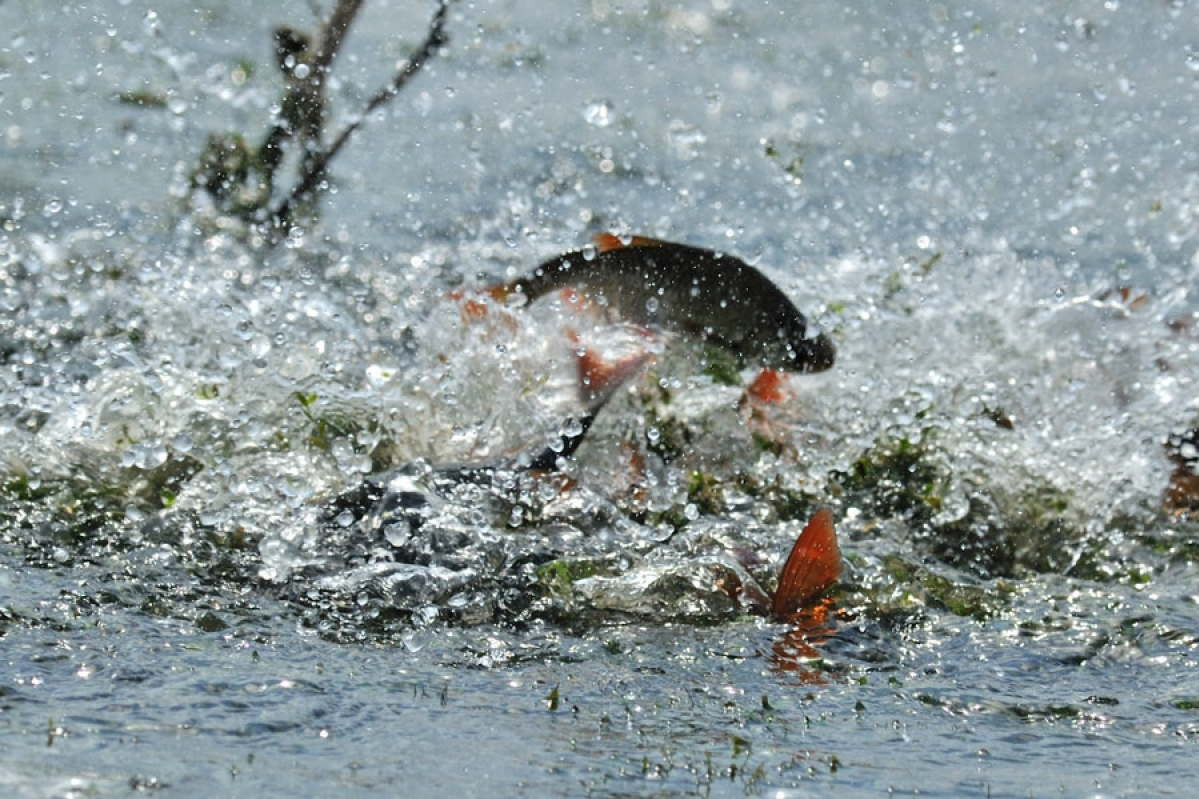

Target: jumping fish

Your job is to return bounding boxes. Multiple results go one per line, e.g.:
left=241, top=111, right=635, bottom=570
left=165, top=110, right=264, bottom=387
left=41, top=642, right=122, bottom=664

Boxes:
left=493, top=234, right=836, bottom=374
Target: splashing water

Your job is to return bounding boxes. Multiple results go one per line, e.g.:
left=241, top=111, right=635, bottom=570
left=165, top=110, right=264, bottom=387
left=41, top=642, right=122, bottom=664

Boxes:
left=4, top=1, right=1199, bottom=793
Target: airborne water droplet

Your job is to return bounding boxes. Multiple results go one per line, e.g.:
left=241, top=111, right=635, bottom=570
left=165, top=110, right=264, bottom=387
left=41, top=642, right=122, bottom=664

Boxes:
left=583, top=99, right=614, bottom=127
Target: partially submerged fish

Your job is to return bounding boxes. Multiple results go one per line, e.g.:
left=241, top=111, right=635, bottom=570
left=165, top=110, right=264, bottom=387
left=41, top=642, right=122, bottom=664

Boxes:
left=494, top=234, right=836, bottom=373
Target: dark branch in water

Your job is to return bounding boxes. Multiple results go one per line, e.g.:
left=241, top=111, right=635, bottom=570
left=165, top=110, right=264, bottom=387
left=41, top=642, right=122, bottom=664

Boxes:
left=269, top=0, right=449, bottom=235
left=312, top=0, right=367, bottom=74
left=259, top=0, right=367, bottom=182
left=187, top=0, right=449, bottom=242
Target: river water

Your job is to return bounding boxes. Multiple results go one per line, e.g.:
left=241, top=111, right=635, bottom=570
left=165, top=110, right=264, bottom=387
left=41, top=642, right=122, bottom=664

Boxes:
left=3, top=1, right=1199, bottom=796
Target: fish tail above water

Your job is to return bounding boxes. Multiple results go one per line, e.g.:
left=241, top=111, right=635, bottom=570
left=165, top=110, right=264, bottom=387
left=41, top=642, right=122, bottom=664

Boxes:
left=771, top=507, right=840, bottom=620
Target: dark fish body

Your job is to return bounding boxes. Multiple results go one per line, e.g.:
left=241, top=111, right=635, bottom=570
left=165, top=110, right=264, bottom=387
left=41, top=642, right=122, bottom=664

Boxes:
left=507, top=236, right=835, bottom=373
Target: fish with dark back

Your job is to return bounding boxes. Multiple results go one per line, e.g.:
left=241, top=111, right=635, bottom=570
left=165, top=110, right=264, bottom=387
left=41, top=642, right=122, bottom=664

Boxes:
left=498, top=236, right=843, bottom=623
left=324, top=234, right=842, bottom=633
left=493, top=234, right=836, bottom=466
left=497, top=233, right=835, bottom=374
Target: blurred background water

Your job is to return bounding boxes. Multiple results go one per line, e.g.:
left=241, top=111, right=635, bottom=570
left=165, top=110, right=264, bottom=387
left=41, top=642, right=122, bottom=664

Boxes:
left=3, top=1, right=1199, bottom=796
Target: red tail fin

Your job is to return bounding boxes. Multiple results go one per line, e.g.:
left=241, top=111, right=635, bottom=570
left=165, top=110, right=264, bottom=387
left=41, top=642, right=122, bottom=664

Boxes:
left=771, top=508, right=840, bottom=620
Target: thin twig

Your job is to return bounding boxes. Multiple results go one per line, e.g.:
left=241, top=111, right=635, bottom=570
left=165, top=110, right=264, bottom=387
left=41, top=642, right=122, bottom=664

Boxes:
left=269, top=0, right=449, bottom=234
left=312, top=0, right=366, bottom=74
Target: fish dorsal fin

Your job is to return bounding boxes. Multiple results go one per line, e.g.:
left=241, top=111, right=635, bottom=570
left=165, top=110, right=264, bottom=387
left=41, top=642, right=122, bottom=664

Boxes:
left=771, top=508, right=840, bottom=620
left=592, top=233, right=669, bottom=254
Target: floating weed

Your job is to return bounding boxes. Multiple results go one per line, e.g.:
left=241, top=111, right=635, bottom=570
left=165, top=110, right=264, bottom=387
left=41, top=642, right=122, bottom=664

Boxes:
left=930, top=486, right=1093, bottom=579
left=535, top=559, right=600, bottom=599
left=736, top=473, right=816, bottom=523
left=196, top=611, right=229, bottom=633
left=115, top=89, right=168, bottom=108
left=644, top=412, right=693, bottom=464
left=293, top=391, right=363, bottom=451
left=686, top=471, right=724, bottom=516
left=762, top=137, right=805, bottom=184
left=701, top=347, right=742, bottom=387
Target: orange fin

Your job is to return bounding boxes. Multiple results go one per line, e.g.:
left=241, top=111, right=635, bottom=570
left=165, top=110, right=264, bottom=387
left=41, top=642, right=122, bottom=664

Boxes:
left=484, top=283, right=516, bottom=303
left=747, top=368, right=787, bottom=404
left=771, top=508, right=840, bottom=620
left=592, top=232, right=669, bottom=254
left=447, top=284, right=518, bottom=323
left=556, top=287, right=594, bottom=314
left=575, top=345, right=651, bottom=408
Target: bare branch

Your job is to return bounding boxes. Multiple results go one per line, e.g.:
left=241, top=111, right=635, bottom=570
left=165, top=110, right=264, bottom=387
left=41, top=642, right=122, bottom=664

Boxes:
left=269, top=0, right=449, bottom=234
left=311, top=0, right=366, bottom=75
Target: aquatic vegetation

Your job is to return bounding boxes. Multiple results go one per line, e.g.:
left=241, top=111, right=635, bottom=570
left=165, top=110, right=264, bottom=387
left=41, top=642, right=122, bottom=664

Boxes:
left=868, top=554, right=1013, bottom=621
left=832, top=431, right=950, bottom=520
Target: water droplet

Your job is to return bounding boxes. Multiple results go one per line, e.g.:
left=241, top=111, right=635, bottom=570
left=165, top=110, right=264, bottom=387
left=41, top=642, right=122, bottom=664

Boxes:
left=384, top=520, right=412, bottom=548
left=583, top=99, right=614, bottom=127
left=667, top=120, right=707, bottom=160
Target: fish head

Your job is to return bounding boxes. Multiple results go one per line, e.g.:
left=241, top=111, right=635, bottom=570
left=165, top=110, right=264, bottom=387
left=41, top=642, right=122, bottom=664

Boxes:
left=758, top=309, right=836, bottom=373
left=784, top=330, right=836, bottom=373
